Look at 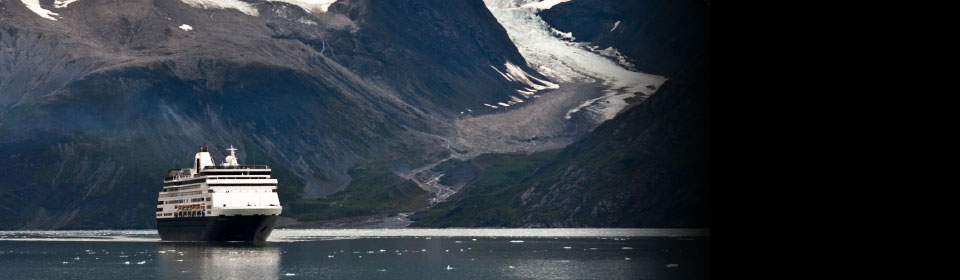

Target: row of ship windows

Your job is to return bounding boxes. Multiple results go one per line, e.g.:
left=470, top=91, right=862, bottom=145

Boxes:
left=158, top=197, right=210, bottom=205
left=162, top=183, right=276, bottom=193
left=156, top=211, right=211, bottom=217
left=163, top=184, right=202, bottom=192
left=159, top=190, right=203, bottom=198
left=163, top=178, right=206, bottom=187
left=198, top=171, right=271, bottom=176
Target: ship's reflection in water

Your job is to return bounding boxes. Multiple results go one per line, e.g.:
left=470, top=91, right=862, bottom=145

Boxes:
left=155, top=243, right=280, bottom=280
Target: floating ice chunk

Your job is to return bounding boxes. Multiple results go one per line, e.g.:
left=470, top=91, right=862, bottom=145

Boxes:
left=421, top=249, right=427, bottom=252
left=666, top=264, right=678, bottom=268
left=176, top=259, right=184, bottom=262
left=509, top=265, right=515, bottom=269
left=497, top=102, right=510, bottom=107
left=378, top=249, right=386, bottom=252
left=137, top=260, right=146, bottom=265
left=284, top=272, right=297, bottom=276
left=621, top=247, right=633, bottom=250
left=377, top=269, right=387, bottom=272
left=610, top=20, right=621, bottom=32
left=563, top=246, right=572, bottom=249
left=179, top=24, right=193, bottom=31
left=446, top=265, right=454, bottom=270
left=62, top=261, right=69, bottom=264
left=625, top=257, right=632, bottom=261
left=20, top=0, right=60, bottom=20
left=124, top=261, right=130, bottom=265
left=472, top=239, right=477, bottom=241
left=455, top=241, right=463, bottom=243
left=328, top=255, right=334, bottom=258
left=509, top=240, right=524, bottom=243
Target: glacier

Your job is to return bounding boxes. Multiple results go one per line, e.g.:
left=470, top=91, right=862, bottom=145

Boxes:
left=484, top=0, right=667, bottom=120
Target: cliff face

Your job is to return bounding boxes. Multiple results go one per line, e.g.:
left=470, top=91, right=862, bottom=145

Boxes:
left=539, top=0, right=710, bottom=76
left=413, top=56, right=711, bottom=228
left=0, top=0, right=540, bottom=229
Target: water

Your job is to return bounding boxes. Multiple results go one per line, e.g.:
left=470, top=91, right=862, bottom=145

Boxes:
left=0, top=229, right=709, bottom=279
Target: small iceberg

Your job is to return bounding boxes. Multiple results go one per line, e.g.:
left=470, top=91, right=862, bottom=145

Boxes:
left=446, top=265, right=454, bottom=270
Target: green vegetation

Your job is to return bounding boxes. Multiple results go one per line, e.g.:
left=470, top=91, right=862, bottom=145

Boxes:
left=411, top=150, right=560, bottom=227
left=286, top=164, right=431, bottom=222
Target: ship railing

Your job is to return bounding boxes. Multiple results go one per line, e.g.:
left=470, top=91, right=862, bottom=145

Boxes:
left=203, top=165, right=270, bottom=170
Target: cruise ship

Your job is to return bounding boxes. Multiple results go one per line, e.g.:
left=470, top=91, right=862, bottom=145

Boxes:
left=156, top=145, right=282, bottom=242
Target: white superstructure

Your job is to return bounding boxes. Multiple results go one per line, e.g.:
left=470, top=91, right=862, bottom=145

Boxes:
left=156, top=145, right=282, bottom=219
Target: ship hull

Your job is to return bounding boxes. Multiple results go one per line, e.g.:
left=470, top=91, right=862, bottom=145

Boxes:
left=157, top=215, right=278, bottom=242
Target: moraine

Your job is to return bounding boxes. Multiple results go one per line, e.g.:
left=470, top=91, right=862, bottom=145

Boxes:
left=156, top=145, right=282, bottom=242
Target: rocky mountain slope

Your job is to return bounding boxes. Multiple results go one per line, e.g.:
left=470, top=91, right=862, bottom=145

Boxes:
left=0, top=0, right=555, bottom=229
left=413, top=55, right=710, bottom=228
left=0, top=0, right=711, bottom=230
left=539, top=0, right=710, bottom=76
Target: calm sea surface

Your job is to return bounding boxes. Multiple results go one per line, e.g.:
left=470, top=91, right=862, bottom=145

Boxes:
left=0, top=229, right=709, bottom=279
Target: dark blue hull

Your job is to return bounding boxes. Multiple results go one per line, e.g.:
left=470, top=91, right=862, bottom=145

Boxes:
left=157, top=215, right=277, bottom=242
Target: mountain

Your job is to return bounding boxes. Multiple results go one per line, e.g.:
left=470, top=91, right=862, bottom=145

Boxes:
left=0, top=0, right=552, bottom=229
left=539, top=0, right=710, bottom=76
left=0, top=0, right=711, bottom=230
left=412, top=55, right=711, bottom=228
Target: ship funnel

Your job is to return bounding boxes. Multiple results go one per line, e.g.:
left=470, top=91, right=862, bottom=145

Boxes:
left=195, top=144, right=215, bottom=171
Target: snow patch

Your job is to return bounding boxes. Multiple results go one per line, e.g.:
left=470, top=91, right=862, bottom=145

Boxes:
left=550, top=28, right=575, bottom=41
left=298, top=18, right=318, bottom=25
left=54, top=0, right=81, bottom=8
left=178, top=0, right=259, bottom=16
left=492, top=61, right=559, bottom=92
left=179, top=24, right=194, bottom=31
left=19, top=0, right=59, bottom=20
left=521, top=0, right=571, bottom=10
left=610, top=20, right=620, bottom=32
left=267, top=0, right=339, bottom=13
left=486, top=61, right=559, bottom=109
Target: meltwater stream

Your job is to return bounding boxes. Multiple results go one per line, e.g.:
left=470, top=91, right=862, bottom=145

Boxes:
left=0, top=229, right=709, bottom=279
left=483, top=0, right=667, bottom=121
